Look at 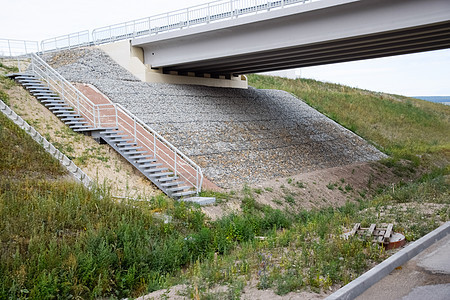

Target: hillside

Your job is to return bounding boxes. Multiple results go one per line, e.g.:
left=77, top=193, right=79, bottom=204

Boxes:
left=248, top=74, right=450, bottom=161
left=0, top=60, right=449, bottom=299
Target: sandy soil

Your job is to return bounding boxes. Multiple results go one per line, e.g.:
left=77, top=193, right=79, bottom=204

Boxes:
left=139, top=281, right=331, bottom=300
left=202, top=161, right=411, bottom=220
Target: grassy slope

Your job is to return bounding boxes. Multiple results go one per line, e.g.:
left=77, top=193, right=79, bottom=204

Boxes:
left=247, top=74, right=450, bottom=160
left=0, top=65, right=448, bottom=299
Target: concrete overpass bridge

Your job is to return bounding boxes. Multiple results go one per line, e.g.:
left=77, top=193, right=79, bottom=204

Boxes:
left=124, top=0, right=450, bottom=81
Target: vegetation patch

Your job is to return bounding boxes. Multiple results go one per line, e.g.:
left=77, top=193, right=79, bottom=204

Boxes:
left=247, top=74, right=450, bottom=160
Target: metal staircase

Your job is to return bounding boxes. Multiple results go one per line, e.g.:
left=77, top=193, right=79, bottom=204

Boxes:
left=9, top=73, right=97, bottom=133
left=7, top=54, right=202, bottom=200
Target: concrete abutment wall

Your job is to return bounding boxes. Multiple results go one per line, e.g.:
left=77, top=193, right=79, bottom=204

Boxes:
left=98, top=40, right=248, bottom=89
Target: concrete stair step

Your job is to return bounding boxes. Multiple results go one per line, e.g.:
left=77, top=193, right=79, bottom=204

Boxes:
left=172, top=190, right=196, bottom=198
left=65, top=120, right=89, bottom=126
left=167, top=186, right=190, bottom=193
left=60, top=116, right=84, bottom=122
left=131, top=155, right=154, bottom=162
left=56, top=113, right=81, bottom=118
left=69, top=124, right=92, bottom=129
left=73, top=127, right=94, bottom=132
left=28, top=88, right=52, bottom=93
left=116, top=142, right=137, bottom=147
left=44, top=103, right=69, bottom=108
left=121, top=146, right=143, bottom=151
left=100, top=130, right=124, bottom=136
left=161, top=181, right=184, bottom=187
left=104, top=134, right=129, bottom=140
left=33, top=92, right=59, bottom=97
left=39, top=98, right=63, bottom=103
left=144, top=167, right=168, bottom=174
left=150, top=172, right=174, bottom=179
left=140, top=163, right=163, bottom=168
left=124, top=150, right=148, bottom=157
left=135, top=158, right=157, bottom=164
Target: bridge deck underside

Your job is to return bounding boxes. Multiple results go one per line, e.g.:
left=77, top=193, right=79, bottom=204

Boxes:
left=163, top=21, right=450, bottom=76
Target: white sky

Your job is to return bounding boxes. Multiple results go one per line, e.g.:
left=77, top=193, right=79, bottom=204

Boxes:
left=1, top=0, right=449, bottom=96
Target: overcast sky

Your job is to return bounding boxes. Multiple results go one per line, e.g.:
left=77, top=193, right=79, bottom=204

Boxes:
left=1, top=0, right=449, bottom=96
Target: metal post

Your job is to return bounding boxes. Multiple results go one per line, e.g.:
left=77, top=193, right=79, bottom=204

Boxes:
left=207, top=3, right=210, bottom=23
left=186, top=7, right=189, bottom=28
left=7, top=40, right=11, bottom=57
left=134, top=117, right=137, bottom=143
left=24, top=40, right=28, bottom=55
left=174, top=152, right=177, bottom=176
left=148, top=17, right=151, bottom=35
left=167, top=12, right=170, bottom=31
left=97, top=106, right=101, bottom=127
left=77, top=94, right=80, bottom=114
left=115, top=105, right=118, bottom=128
left=230, top=0, right=234, bottom=18
left=196, top=166, right=199, bottom=193
left=153, top=132, right=156, bottom=156
left=61, top=85, right=65, bottom=105
left=93, top=106, right=96, bottom=128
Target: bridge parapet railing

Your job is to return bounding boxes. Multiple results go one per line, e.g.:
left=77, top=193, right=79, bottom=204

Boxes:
left=41, top=30, right=90, bottom=53
left=92, top=0, right=315, bottom=44
left=0, top=39, right=39, bottom=58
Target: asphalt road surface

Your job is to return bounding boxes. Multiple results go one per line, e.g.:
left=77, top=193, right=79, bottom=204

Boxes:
left=356, top=233, right=450, bottom=300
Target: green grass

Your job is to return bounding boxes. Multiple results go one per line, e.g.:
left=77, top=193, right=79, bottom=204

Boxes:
left=0, top=113, right=66, bottom=180
left=247, top=74, right=450, bottom=160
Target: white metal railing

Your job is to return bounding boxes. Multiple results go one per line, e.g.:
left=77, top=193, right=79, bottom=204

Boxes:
left=19, top=54, right=203, bottom=194
left=1, top=1, right=317, bottom=53
left=92, top=0, right=315, bottom=44
left=29, top=53, right=99, bottom=127
left=41, top=30, right=90, bottom=53
left=94, top=103, right=204, bottom=193
left=0, top=39, right=39, bottom=58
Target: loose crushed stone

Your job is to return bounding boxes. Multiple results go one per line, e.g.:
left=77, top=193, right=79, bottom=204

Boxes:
left=41, top=48, right=386, bottom=188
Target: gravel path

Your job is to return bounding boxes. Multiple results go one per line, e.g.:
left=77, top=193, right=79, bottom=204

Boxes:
left=41, top=48, right=386, bottom=188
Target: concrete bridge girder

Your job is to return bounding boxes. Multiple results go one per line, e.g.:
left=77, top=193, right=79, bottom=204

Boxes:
left=132, top=0, right=450, bottom=77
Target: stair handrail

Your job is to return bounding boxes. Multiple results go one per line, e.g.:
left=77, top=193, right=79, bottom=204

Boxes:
left=28, top=53, right=99, bottom=127
left=115, top=103, right=204, bottom=194
left=17, top=54, right=203, bottom=194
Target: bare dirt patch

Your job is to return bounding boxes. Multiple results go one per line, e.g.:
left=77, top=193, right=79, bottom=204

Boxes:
left=202, top=161, right=412, bottom=220
left=139, top=281, right=331, bottom=300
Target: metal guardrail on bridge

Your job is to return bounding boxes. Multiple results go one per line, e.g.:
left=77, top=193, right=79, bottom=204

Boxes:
left=92, top=0, right=317, bottom=44
left=0, top=39, right=39, bottom=58
left=2, top=1, right=318, bottom=54
left=40, top=31, right=90, bottom=53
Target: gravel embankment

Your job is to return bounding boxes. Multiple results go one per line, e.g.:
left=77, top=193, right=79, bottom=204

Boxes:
left=41, top=48, right=386, bottom=188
